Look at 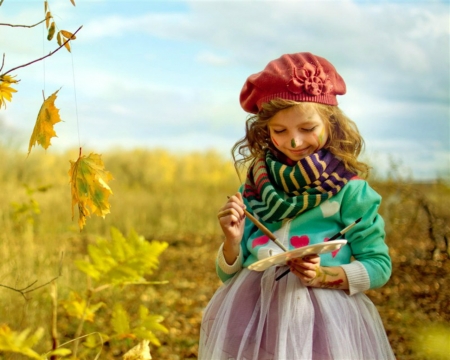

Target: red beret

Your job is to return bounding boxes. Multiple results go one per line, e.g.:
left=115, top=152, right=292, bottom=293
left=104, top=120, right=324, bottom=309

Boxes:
left=240, top=52, right=346, bottom=114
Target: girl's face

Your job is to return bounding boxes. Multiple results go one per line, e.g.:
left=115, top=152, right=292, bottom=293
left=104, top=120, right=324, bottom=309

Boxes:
left=268, top=104, right=328, bottom=162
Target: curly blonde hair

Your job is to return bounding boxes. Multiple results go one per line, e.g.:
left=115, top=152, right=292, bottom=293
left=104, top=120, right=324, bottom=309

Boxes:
left=232, top=99, right=369, bottom=178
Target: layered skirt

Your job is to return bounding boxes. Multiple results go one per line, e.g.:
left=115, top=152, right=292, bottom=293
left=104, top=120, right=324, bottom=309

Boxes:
left=199, top=267, right=395, bottom=360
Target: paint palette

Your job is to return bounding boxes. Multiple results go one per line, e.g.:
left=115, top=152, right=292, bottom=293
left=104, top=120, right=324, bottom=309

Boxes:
left=248, top=240, right=347, bottom=272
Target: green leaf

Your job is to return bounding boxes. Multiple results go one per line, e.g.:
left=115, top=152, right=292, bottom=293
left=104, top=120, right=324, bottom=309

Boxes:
left=75, top=227, right=168, bottom=286
left=0, top=325, right=44, bottom=359
left=61, top=291, right=105, bottom=322
left=44, top=348, right=72, bottom=357
left=131, top=305, right=168, bottom=346
left=111, top=303, right=131, bottom=337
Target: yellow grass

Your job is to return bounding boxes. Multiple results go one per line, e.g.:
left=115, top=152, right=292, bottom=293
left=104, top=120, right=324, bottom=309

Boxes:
left=0, top=144, right=448, bottom=359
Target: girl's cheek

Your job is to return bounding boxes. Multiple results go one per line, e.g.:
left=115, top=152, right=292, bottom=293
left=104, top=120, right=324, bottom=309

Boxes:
left=313, top=127, right=326, bottom=150
left=271, top=136, right=280, bottom=147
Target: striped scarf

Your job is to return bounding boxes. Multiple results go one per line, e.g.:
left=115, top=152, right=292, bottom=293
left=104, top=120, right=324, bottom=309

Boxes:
left=243, top=149, right=356, bottom=223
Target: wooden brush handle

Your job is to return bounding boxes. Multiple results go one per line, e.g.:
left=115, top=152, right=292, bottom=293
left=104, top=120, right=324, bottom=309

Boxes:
left=243, top=209, right=288, bottom=252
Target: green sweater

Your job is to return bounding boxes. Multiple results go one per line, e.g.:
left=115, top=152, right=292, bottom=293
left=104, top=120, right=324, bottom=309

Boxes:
left=216, top=178, right=392, bottom=295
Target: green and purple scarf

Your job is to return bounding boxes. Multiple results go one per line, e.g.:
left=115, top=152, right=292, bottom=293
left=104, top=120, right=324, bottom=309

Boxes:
left=243, top=149, right=356, bottom=223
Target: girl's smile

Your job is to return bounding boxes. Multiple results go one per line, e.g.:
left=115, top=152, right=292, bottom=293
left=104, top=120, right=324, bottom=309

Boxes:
left=268, top=104, right=328, bottom=161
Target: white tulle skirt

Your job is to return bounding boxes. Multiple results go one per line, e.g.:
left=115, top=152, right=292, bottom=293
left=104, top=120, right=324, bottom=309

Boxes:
left=199, top=267, right=395, bottom=360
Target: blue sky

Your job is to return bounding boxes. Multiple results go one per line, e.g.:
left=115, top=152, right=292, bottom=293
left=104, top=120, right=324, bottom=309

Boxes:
left=1, top=0, right=449, bottom=180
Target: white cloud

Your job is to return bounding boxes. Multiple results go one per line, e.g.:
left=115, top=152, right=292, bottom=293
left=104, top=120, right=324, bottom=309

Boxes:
left=196, top=51, right=230, bottom=66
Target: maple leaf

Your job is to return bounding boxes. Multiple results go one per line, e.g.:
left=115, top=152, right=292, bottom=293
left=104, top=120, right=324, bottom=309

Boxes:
left=0, top=75, right=18, bottom=109
left=69, top=152, right=113, bottom=230
left=28, top=89, right=62, bottom=155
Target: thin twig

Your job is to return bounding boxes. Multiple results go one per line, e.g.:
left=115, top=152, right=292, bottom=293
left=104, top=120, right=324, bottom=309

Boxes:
left=0, top=252, right=64, bottom=300
left=0, top=18, right=46, bottom=28
left=44, top=332, right=104, bottom=360
left=50, top=281, right=59, bottom=360
left=2, top=25, right=83, bottom=76
left=0, top=53, right=5, bottom=72
left=73, top=275, right=92, bottom=358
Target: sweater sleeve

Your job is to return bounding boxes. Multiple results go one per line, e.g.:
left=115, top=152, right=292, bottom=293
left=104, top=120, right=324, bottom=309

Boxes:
left=216, top=243, right=244, bottom=282
left=340, top=180, right=392, bottom=290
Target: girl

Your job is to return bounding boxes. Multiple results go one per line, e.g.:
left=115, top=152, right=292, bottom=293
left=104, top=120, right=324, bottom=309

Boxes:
left=199, top=52, right=395, bottom=359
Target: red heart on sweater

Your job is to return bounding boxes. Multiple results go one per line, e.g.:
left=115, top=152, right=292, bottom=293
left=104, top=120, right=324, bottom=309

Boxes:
left=290, top=235, right=310, bottom=248
left=252, top=235, right=270, bottom=248
left=324, top=237, right=341, bottom=258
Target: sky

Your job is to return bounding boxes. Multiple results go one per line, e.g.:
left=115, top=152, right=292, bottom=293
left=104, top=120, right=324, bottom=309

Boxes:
left=0, top=0, right=449, bottom=181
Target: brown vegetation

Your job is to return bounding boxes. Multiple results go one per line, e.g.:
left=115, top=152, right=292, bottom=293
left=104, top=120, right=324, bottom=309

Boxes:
left=0, top=145, right=448, bottom=359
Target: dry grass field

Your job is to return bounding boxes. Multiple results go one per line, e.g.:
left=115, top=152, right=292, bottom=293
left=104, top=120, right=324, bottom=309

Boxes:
left=0, top=144, right=448, bottom=359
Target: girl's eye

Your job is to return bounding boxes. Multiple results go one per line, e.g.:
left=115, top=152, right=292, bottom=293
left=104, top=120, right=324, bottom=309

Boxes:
left=303, top=126, right=317, bottom=132
left=273, top=129, right=285, bottom=134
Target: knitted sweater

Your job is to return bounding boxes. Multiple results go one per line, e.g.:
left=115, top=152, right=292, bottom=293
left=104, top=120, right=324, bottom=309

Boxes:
left=216, top=178, right=392, bottom=295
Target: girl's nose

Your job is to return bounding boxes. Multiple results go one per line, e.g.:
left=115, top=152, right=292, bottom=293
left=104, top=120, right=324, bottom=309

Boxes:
left=291, top=136, right=303, bottom=148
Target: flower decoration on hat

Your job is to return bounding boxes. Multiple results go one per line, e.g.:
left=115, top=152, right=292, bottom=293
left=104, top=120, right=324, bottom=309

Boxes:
left=286, top=63, right=333, bottom=97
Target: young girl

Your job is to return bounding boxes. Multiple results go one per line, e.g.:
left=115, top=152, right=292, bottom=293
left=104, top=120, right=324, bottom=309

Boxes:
left=199, top=52, right=395, bottom=359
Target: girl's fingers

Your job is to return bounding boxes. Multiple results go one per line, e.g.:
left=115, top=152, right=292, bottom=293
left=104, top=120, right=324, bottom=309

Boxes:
left=217, top=207, right=242, bottom=221
left=218, top=195, right=245, bottom=220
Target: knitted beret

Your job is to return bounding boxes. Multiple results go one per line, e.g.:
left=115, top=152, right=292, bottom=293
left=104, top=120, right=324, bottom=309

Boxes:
left=240, top=52, right=346, bottom=114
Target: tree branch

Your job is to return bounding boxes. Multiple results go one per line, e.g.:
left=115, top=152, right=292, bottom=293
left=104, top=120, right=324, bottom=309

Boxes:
left=2, top=25, right=83, bottom=76
left=0, top=53, right=5, bottom=72
left=0, top=18, right=46, bottom=28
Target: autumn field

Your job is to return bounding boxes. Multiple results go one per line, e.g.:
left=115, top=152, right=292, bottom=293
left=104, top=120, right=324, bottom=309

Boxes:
left=0, top=144, right=449, bottom=359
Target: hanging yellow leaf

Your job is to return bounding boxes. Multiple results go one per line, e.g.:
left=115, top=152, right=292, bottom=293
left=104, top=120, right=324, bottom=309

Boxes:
left=69, top=0, right=76, bottom=6
left=28, top=89, right=62, bottom=154
left=57, top=30, right=76, bottom=52
left=45, top=11, right=51, bottom=28
left=44, top=1, right=48, bottom=13
left=64, top=39, right=71, bottom=52
left=47, top=21, right=55, bottom=40
left=0, top=75, right=18, bottom=109
left=69, top=151, right=113, bottom=230
left=57, top=31, right=63, bottom=47
left=60, top=30, right=76, bottom=40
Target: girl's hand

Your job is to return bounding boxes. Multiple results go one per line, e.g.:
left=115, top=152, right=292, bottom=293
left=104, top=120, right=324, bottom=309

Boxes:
left=217, top=192, right=246, bottom=265
left=217, top=192, right=246, bottom=244
left=288, top=255, right=321, bottom=286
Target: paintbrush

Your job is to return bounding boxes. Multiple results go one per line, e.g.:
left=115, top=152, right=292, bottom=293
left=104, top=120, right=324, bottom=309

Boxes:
left=227, top=196, right=288, bottom=252
left=275, top=217, right=363, bottom=281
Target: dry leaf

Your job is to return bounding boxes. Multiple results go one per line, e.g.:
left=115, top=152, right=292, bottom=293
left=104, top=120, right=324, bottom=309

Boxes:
left=64, top=39, right=71, bottom=52
left=123, top=340, right=152, bottom=360
left=57, top=31, right=63, bottom=47
left=60, top=30, right=76, bottom=40
left=0, top=75, right=18, bottom=109
left=69, top=152, right=113, bottom=230
left=45, top=11, right=51, bottom=28
left=47, top=21, right=56, bottom=40
left=28, top=89, right=62, bottom=154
